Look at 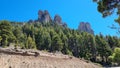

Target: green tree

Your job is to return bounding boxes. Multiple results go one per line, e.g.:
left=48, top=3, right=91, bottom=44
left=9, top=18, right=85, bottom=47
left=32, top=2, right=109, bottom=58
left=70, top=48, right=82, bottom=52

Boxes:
left=70, top=30, right=80, bottom=57
left=95, top=35, right=112, bottom=63
left=0, top=36, right=2, bottom=46
left=13, top=26, right=22, bottom=39
left=106, top=36, right=116, bottom=48
left=79, top=32, right=92, bottom=60
left=0, top=20, right=15, bottom=46
left=88, top=34, right=97, bottom=61
left=0, top=36, right=2, bottom=41
left=13, top=26, right=23, bottom=46
left=51, top=34, right=63, bottom=51
left=35, top=25, right=44, bottom=50
left=113, top=36, right=120, bottom=47
left=93, top=0, right=120, bottom=24
left=61, top=33, right=69, bottom=54
left=23, top=23, right=35, bottom=37
left=109, top=47, right=120, bottom=65
left=26, top=35, right=36, bottom=49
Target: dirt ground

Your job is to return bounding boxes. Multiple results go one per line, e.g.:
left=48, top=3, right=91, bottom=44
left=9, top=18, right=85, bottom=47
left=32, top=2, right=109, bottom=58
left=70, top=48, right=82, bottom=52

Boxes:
left=0, top=48, right=101, bottom=68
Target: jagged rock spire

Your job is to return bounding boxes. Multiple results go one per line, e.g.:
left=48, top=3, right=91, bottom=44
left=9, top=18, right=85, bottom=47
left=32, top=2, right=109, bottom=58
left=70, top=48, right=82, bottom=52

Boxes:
left=38, top=10, right=52, bottom=23
left=78, top=22, right=94, bottom=34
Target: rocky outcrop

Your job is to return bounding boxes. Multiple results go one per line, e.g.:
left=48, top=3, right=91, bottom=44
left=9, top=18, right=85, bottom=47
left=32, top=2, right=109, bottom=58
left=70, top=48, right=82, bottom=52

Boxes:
left=54, top=14, right=62, bottom=24
left=37, top=10, right=52, bottom=23
left=28, top=19, right=34, bottom=23
left=0, top=47, right=40, bottom=57
left=62, top=22, right=67, bottom=27
left=53, top=14, right=67, bottom=27
left=78, top=22, right=94, bottom=34
left=28, top=10, right=67, bottom=27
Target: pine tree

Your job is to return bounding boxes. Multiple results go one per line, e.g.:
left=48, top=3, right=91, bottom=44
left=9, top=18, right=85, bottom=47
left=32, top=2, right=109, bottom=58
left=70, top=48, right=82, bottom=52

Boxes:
left=0, top=20, right=15, bottom=46
left=95, top=35, right=112, bottom=63
left=26, top=35, right=36, bottom=49
left=0, top=36, right=2, bottom=46
left=109, top=47, right=120, bottom=65
left=0, top=36, right=2, bottom=41
left=51, top=34, right=63, bottom=51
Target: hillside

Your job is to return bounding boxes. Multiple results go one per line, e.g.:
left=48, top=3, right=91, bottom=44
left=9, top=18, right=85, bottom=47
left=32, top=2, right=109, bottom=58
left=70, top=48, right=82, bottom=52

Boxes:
left=1, top=10, right=120, bottom=66
left=0, top=47, right=101, bottom=68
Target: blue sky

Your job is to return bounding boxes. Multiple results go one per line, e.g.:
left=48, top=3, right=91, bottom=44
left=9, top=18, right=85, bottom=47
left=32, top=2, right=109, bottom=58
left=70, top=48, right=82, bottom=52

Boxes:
left=0, top=0, right=119, bottom=36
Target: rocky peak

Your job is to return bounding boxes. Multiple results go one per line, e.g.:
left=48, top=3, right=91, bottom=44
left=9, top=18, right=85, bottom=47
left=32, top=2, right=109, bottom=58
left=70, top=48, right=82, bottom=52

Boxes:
left=28, top=19, right=34, bottom=23
left=38, top=10, right=52, bottom=23
left=54, top=14, right=62, bottom=24
left=44, top=10, right=49, bottom=15
left=38, top=10, right=43, bottom=19
left=28, top=10, right=67, bottom=27
left=78, top=22, right=94, bottom=34
left=63, top=22, right=67, bottom=27
left=53, top=14, right=67, bottom=27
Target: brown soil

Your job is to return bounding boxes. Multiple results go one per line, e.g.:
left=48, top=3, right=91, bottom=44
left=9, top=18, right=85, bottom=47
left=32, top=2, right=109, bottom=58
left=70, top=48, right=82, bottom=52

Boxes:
left=0, top=47, right=101, bottom=68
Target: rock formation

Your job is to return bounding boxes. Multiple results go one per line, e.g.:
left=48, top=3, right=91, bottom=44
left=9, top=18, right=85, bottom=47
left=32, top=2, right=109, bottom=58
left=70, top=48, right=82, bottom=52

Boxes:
left=37, top=10, right=52, bottom=23
left=78, top=22, right=94, bottom=34
left=54, top=14, right=62, bottom=24
left=28, top=19, right=34, bottom=23
left=53, top=14, right=67, bottom=27
left=28, top=10, right=67, bottom=27
left=62, top=22, right=67, bottom=27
